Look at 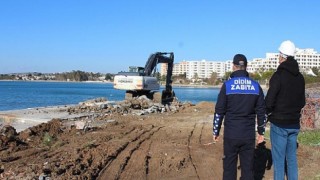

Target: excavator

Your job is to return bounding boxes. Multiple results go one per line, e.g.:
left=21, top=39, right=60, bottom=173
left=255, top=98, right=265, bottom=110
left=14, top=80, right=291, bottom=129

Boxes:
left=113, top=52, right=175, bottom=104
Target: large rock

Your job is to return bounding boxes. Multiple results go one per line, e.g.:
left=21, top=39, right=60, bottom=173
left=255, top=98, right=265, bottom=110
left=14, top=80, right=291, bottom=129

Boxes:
left=0, top=125, right=18, bottom=147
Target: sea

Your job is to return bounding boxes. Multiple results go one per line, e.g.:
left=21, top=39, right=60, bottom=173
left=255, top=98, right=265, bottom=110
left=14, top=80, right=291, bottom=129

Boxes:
left=0, top=81, right=220, bottom=111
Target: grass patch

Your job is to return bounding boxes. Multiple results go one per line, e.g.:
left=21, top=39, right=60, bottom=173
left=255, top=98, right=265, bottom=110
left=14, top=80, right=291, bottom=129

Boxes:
left=263, top=129, right=320, bottom=146
left=298, top=130, right=320, bottom=146
left=43, top=132, right=55, bottom=147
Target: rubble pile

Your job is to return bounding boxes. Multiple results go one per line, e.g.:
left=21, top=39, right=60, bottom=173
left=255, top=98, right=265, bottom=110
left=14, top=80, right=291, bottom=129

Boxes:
left=301, top=88, right=320, bottom=130
left=67, top=96, right=193, bottom=116
left=0, top=96, right=195, bottom=151
left=52, top=96, right=194, bottom=132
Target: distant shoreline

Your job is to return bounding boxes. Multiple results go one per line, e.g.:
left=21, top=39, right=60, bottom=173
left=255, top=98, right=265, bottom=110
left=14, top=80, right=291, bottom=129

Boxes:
left=0, top=79, right=114, bottom=84
left=0, top=79, right=269, bottom=90
left=171, top=83, right=221, bottom=89
left=172, top=83, right=269, bottom=90
left=0, top=79, right=219, bottom=88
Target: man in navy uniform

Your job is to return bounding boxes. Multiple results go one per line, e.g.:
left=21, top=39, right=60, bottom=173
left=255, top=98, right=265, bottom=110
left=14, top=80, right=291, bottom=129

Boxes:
left=213, top=54, right=266, bottom=180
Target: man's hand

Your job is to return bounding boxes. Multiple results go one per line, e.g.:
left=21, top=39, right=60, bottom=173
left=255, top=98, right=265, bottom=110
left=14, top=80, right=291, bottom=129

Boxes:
left=257, top=134, right=264, bottom=144
left=213, top=135, right=219, bottom=142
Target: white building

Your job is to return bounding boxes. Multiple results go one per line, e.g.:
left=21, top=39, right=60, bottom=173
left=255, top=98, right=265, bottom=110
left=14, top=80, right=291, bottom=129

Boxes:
left=172, top=60, right=188, bottom=76
left=295, top=48, right=320, bottom=70
left=247, top=48, right=320, bottom=73
left=169, top=60, right=228, bottom=79
left=246, top=56, right=278, bottom=73
left=161, top=48, right=320, bottom=80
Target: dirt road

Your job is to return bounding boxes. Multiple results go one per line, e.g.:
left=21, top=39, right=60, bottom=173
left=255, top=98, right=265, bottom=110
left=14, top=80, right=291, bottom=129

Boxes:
left=1, top=102, right=319, bottom=179
left=96, top=103, right=222, bottom=180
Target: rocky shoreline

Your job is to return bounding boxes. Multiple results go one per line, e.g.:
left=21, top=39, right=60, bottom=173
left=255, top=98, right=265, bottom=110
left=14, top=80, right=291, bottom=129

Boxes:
left=0, top=97, right=192, bottom=133
left=1, top=84, right=319, bottom=133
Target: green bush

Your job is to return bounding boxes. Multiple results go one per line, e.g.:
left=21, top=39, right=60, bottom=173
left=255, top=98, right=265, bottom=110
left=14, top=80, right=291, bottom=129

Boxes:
left=43, top=132, right=54, bottom=147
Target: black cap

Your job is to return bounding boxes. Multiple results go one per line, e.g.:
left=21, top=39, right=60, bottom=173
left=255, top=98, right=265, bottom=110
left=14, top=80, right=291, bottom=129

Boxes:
left=233, top=54, right=247, bottom=66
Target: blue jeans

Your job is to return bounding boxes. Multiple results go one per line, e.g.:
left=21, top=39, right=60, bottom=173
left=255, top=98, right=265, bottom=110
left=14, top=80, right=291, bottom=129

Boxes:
left=270, top=123, right=299, bottom=180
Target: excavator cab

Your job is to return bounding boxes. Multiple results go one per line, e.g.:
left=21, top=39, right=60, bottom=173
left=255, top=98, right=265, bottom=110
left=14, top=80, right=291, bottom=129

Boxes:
left=128, top=66, right=145, bottom=75
left=113, top=52, right=175, bottom=104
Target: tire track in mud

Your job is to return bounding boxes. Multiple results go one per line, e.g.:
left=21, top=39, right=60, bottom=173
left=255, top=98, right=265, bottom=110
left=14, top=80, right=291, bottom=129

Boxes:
left=187, top=123, right=200, bottom=179
left=140, top=122, right=201, bottom=179
left=97, top=125, right=162, bottom=180
left=145, top=140, right=152, bottom=178
left=118, top=127, right=162, bottom=180
left=96, top=127, right=152, bottom=179
left=199, top=122, right=205, bottom=144
left=200, top=120, right=223, bottom=178
left=189, top=119, right=220, bottom=179
left=117, top=136, right=153, bottom=179
left=62, top=126, right=143, bottom=179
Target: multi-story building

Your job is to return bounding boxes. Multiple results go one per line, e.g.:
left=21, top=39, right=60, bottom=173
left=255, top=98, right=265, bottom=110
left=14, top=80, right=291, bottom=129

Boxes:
left=160, top=63, right=168, bottom=77
left=172, top=60, right=188, bottom=76
left=247, top=48, right=320, bottom=73
left=161, top=48, right=320, bottom=80
left=295, top=48, right=320, bottom=70
left=169, top=60, right=228, bottom=79
left=246, top=56, right=278, bottom=73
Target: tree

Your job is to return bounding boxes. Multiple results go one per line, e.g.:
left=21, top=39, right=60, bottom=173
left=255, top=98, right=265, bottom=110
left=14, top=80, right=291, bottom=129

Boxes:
left=250, top=72, right=262, bottom=82
left=260, top=70, right=275, bottom=84
left=105, top=73, right=114, bottom=81
left=311, top=67, right=319, bottom=76
left=222, top=71, right=232, bottom=82
left=155, top=72, right=161, bottom=81
left=0, top=74, right=15, bottom=80
left=193, top=73, right=199, bottom=82
left=303, top=72, right=320, bottom=84
left=161, top=75, right=167, bottom=82
left=172, top=73, right=187, bottom=84
left=54, top=70, right=89, bottom=81
left=204, top=72, right=218, bottom=85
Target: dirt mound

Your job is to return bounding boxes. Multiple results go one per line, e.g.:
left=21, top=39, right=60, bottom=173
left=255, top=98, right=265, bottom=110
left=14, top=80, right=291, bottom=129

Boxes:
left=195, top=101, right=214, bottom=110
left=19, top=119, right=63, bottom=141
left=1, top=101, right=320, bottom=179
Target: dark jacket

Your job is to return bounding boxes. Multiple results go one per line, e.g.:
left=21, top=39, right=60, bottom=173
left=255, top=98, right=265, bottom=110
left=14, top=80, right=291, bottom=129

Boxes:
left=213, top=70, right=266, bottom=139
left=265, top=57, right=305, bottom=126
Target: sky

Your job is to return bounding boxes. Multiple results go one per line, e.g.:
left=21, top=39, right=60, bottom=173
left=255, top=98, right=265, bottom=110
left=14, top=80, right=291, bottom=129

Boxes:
left=1, top=0, right=320, bottom=74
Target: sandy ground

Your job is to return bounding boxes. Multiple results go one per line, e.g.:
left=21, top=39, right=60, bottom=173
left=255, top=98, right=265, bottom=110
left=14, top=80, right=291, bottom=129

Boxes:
left=0, top=102, right=320, bottom=179
left=0, top=105, right=91, bottom=132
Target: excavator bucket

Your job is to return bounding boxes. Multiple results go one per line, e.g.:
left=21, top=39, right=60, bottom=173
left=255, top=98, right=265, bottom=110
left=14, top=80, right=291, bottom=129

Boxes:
left=161, top=90, right=175, bottom=104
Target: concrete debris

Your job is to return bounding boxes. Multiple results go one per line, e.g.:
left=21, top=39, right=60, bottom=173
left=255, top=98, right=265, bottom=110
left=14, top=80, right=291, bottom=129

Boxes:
left=18, top=96, right=194, bottom=135
left=75, top=121, right=86, bottom=129
left=67, top=97, right=193, bottom=117
left=301, top=88, right=320, bottom=130
left=65, top=93, right=320, bottom=131
left=74, top=121, right=92, bottom=130
left=0, top=96, right=195, bottom=149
